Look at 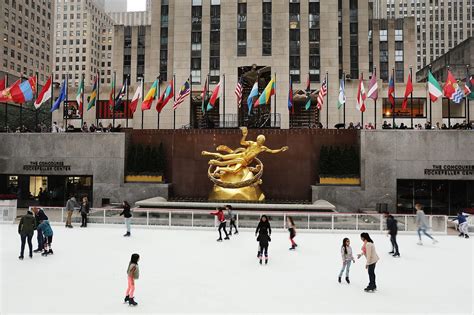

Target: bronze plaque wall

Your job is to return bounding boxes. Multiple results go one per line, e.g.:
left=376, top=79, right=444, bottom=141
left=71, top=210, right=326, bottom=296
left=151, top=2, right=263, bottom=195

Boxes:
left=128, top=129, right=359, bottom=201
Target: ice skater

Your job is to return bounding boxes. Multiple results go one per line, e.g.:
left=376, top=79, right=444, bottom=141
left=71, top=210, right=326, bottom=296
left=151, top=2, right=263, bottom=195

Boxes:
left=415, top=204, right=438, bottom=245
left=65, top=195, right=79, bottom=228
left=18, top=209, right=36, bottom=260
left=357, top=232, right=379, bottom=292
left=453, top=212, right=469, bottom=239
left=384, top=212, right=400, bottom=257
left=255, top=215, right=272, bottom=262
left=124, top=253, right=140, bottom=306
left=338, top=237, right=355, bottom=284
left=210, top=207, right=230, bottom=241
left=119, top=201, right=132, bottom=237
left=38, top=219, right=54, bottom=256
left=226, top=205, right=238, bottom=235
left=287, top=216, right=297, bottom=250
left=31, top=207, right=48, bottom=253
left=79, top=196, right=90, bottom=227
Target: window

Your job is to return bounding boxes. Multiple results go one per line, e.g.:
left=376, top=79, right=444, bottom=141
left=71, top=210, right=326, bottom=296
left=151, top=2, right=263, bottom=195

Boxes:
left=123, top=26, right=131, bottom=79
left=160, top=1, right=169, bottom=81
left=379, top=30, right=388, bottom=41
left=442, top=98, right=465, bottom=118
left=262, top=0, right=271, bottom=56
left=191, top=1, right=202, bottom=83
left=382, top=98, right=426, bottom=118
left=237, top=1, right=247, bottom=56
left=289, top=0, right=300, bottom=82
left=137, top=26, right=146, bottom=82
left=349, top=0, right=358, bottom=79
left=209, top=2, right=220, bottom=83
left=308, top=0, right=320, bottom=82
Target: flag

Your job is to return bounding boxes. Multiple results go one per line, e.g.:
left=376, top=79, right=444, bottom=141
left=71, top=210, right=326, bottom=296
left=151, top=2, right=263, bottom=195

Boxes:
left=0, top=76, right=6, bottom=91
left=427, top=71, right=443, bottom=102
left=304, top=93, right=311, bottom=110
left=443, top=71, right=464, bottom=104
left=337, top=79, right=345, bottom=109
left=247, top=81, right=259, bottom=114
left=316, top=78, right=327, bottom=110
left=173, top=78, right=190, bottom=110
left=0, top=80, right=20, bottom=102
left=256, top=77, right=275, bottom=106
left=401, top=73, right=413, bottom=110
left=201, top=76, right=208, bottom=113
left=108, top=78, right=115, bottom=109
left=451, top=84, right=464, bottom=103
left=76, top=77, right=84, bottom=115
left=465, top=76, right=473, bottom=100
left=87, top=76, right=98, bottom=110
left=10, top=76, right=37, bottom=104
left=156, top=80, right=174, bottom=113
left=356, top=75, right=366, bottom=112
left=51, top=79, right=67, bottom=112
left=388, top=75, right=395, bottom=109
left=114, top=81, right=127, bottom=110
left=142, top=79, right=158, bottom=111
left=367, top=73, right=378, bottom=100
left=129, top=80, right=142, bottom=113
left=206, top=80, right=221, bottom=111
left=34, top=76, right=52, bottom=109
left=235, top=77, right=243, bottom=108
left=288, top=78, right=293, bottom=113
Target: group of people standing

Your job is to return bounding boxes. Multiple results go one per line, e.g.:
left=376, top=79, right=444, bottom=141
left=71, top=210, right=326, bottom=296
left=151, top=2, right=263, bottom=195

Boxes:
left=65, top=195, right=91, bottom=228
left=17, top=207, right=54, bottom=259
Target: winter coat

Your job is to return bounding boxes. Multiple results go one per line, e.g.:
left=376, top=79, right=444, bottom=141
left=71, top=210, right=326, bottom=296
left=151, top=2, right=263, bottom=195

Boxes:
left=386, top=215, right=398, bottom=234
left=455, top=214, right=467, bottom=224
left=18, top=213, right=36, bottom=235
left=34, top=209, right=48, bottom=226
left=257, top=233, right=271, bottom=247
left=227, top=209, right=235, bottom=221
left=255, top=220, right=272, bottom=236
left=127, top=263, right=139, bottom=279
left=341, top=245, right=354, bottom=262
left=120, top=205, right=132, bottom=218
left=38, top=220, right=53, bottom=237
left=66, top=197, right=78, bottom=211
left=79, top=202, right=90, bottom=215
left=362, top=242, right=379, bottom=266
left=416, top=210, right=429, bottom=229
left=211, top=210, right=226, bottom=223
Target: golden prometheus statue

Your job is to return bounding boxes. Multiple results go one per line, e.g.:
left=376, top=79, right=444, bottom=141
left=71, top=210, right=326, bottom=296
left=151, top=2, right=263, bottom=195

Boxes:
left=201, top=127, right=288, bottom=201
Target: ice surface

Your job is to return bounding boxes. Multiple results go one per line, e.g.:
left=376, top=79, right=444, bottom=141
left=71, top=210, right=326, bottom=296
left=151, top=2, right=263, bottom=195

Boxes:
left=1, top=224, right=472, bottom=314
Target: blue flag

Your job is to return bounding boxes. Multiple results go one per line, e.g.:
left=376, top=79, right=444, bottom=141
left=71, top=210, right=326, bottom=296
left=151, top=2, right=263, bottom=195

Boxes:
left=247, top=82, right=259, bottom=114
left=51, top=80, right=67, bottom=113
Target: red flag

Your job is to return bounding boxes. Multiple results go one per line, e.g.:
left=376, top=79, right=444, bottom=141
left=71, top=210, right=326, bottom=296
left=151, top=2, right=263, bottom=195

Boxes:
left=0, top=76, right=6, bottom=91
left=401, top=73, right=413, bottom=110
left=388, top=75, right=395, bottom=109
left=443, top=70, right=457, bottom=99
left=0, top=80, right=20, bottom=102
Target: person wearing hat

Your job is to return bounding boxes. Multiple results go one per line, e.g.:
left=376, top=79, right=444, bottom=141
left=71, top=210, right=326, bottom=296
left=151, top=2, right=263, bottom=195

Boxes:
left=18, top=209, right=36, bottom=260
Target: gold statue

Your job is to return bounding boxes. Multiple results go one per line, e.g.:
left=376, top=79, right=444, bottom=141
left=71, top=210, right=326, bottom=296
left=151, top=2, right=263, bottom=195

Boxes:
left=202, top=127, right=288, bottom=201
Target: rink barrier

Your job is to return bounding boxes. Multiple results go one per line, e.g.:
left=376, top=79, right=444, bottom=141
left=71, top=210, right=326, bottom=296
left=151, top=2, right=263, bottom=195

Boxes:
left=24, top=207, right=449, bottom=234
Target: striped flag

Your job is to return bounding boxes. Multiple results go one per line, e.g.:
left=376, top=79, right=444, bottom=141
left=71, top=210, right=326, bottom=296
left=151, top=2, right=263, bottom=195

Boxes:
left=388, top=75, right=395, bottom=109
left=87, top=75, right=98, bottom=110
left=427, top=71, right=443, bottom=102
left=316, top=78, right=327, bottom=110
left=367, top=73, right=378, bottom=100
left=173, top=78, right=190, bottom=110
left=34, top=76, right=52, bottom=109
left=129, top=80, right=142, bottom=113
left=76, top=77, right=84, bottom=115
left=235, top=77, right=243, bottom=108
left=337, top=79, right=345, bottom=109
left=206, top=80, right=221, bottom=111
left=288, top=78, right=293, bottom=113
left=356, top=75, right=366, bottom=112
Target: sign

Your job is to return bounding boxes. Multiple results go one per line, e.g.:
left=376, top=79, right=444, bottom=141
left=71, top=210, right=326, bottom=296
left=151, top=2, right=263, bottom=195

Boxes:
left=424, top=165, right=474, bottom=176
left=23, top=161, right=71, bottom=172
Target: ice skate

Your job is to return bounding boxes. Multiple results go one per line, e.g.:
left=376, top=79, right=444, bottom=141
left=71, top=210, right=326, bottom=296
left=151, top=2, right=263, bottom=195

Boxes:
left=417, top=241, right=423, bottom=245
left=432, top=239, right=438, bottom=244
left=48, top=249, right=53, bottom=255
left=458, top=233, right=465, bottom=237
left=338, top=277, right=341, bottom=283
left=41, top=250, right=49, bottom=257
left=364, top=287, right=375, bottom=293
left=289, top=246, right=295, bottom=250
left=388, top=251, right=394, bottom=254
left=18, top=256, right=24, bottom=260
left=224, top=236, right=230, bottom=240
left=124, top=295, right=129, bottom=303
left=33, top=248, right=42, bottom=253
left=393, top=253, right=400, bottom=258
left=216, top=238, right=222, bottom=242
left=123, top=232, right=130, bottom=237
left=259, top=259, right=262, bottom=265
left=128, top=297, right=137, bottom=306
left=265, top=258, right=268, bottom=265
left=345, top=277, right=350, bottom=284
left=464, top=234, right=469, bottom=239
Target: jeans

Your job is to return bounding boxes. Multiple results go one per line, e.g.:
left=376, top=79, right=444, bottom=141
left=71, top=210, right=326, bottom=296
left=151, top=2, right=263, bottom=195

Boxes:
left=125, top=217, right=131, bottom=233
left=390, top=234, right=399, bottom=254
left=36, top=227, right=43, bottom=250
left=229, top=219, right=238, bottom=234
left=20, top=233, right=33, bottom=257
left=218, top=222, right=228, bottom=239
left=417, top=227, right=434, bottom=241
left=338, top=260, right=352, bottom=278
left=66, top=210, right=73, bottom=226
left=81, top=213, right=88, bottom=227
left=367, top=263, right=376, bottom=289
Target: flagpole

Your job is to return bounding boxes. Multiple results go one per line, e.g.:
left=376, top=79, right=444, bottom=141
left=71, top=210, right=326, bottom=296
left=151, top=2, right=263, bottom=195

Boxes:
left=373, top=67, right=377, bottom=129
left=81, top=74, right=84, bottom=127
left=410, top=66, right=413, bottom=129
left=429, top=65, right=432, bottom=124
left=189, top=73, right=193, bottom=128
left=112, top=71, right=116, bottom=129
left=392, top=68, right=395, bottom=128
left=19, top=75, right=24, bottom=129
left=343, top=72, right=346, bottom=128
left=125, top=75, right=129, bottom=128
left=273, top=72, right=277, bottom=128
left=173, top=74, right=176, bottom=130
left=141, top=77, right=145, bottom=130
left=467, top=65, right=470, bottom=124
left=223, top=73, right=225, bottom=128
left=64, top=75, right=68, bottom=131
left=325, top=71, right=329, bottom=129
left=34, top=72, right=39, bottom=129
left=447, top=65, right=451, bottom=128
left=361, top=73, right=364, bottom=128
left=157, top=76, right=161, bottom=129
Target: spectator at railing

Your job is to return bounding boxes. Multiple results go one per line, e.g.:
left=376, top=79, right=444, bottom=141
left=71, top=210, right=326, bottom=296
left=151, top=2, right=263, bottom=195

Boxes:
left=89, top=123, right=97, bottom=133
left=347, top=122, right=356, bottom=129
left=441, top=123, right=448, bottom=130
left=66, top=124, right=75, bottom=132
left=381, top=121, right=390, bottom=129
left=81, top=122, right=89, bottom=133
left=365, top=123, right=375, bottom=130
left=51, top=122, right=60, bottom=133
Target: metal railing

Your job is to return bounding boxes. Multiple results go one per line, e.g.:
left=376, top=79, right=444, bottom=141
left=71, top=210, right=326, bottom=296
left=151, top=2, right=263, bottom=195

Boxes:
left=20, top=207, right=448, bottom=234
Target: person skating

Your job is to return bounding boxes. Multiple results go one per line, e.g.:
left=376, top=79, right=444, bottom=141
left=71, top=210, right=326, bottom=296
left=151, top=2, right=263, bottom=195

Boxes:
left=210, top=207, right=230, bottom=241
left=384, top=212, right=400, bottom=257
left=338, top=238, right=355, bottom=284
left=18, top=209, right=36, bottom=260
left=119, top=201, right=132, bottom=237
left=255, top=215, right=272, bottom=262
left=226, top=205, right=238, bottom=235
left=287, top=216, right=297, bottom=250
left=38, top=219, right=54, bottom=256
left=415, top=204, right=438, bottom=245
left=357, top=232, right=379, bottom=292
left=124, top=253, right=140, bottom=306
left=31, top=207, right=48, bottom=253
left=65, top=195, right=79, bottom=228
left=453, top=212, right=469, bottom=238
left=79, top=196, right=90, bottom=227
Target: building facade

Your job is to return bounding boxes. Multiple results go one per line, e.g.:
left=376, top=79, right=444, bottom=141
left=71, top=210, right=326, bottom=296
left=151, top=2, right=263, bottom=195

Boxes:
left=371, top=0, right=473, bottom=70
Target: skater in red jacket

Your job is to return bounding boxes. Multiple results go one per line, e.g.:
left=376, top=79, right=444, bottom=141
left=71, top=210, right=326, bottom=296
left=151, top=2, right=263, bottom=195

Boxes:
left=210, top=207, right=230, bottom=242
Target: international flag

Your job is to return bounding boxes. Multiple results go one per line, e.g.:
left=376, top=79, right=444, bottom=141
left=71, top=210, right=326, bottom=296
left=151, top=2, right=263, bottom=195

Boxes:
left=316, top=78, right=327, bottom=110
left=173, top=78, right=190, bottom=110
left=201, top=76, right=208, bottom=113
left=401, top=73, right=413, bottom=110
left=87, top=75, right=98, bottom=110
left=235, top=77, right=243, bottom=108
left=256, top=77, right=275, bottom=106
left=304, top=92, right=312, bottom=110
left=51, top=79, right=67, bottom=112
left=247, top=81, right=259, bottom=114
left=156, top=80, right=174, bottom=113
left=206, top=80, right=221, bottom=111
left=76, top=77, right=84, bottom=115
left=288, top=78, right=293, bottom=113
left=11, top=76, right=37, bottom=104
left=463, top=75, right=473, bottom=100
left=0, top=80, right=20, bottom=102
left=388, top=75, right=395, bottom=109
left=34, top=76, right=52, bottom=109
left=108, top=77, right=115, bottom=110
left=443, top=71, right=464, bottom=104
left=114, top=81, right=127, bottom=110
left=337, top=79, right=345, bottom=109
left=142, top=79, right=158, bottom=111
left=0, top=76, right=6, bottom=91
left=367, top=73, right=378, bottom=100
left=129, top=80, right=142, bottom=113
left=356, top=75, right=366, bottom=112
left=427, top=71, right=443, bottom=102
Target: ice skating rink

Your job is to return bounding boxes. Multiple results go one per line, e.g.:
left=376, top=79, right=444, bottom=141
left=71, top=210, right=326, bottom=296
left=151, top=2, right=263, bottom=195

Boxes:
left=1, top=224, right=472, bottom=314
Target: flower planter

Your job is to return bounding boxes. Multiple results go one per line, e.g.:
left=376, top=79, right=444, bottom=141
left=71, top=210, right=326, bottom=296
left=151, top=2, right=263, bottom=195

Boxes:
left=125, top=175, right=164, bottom=183
left=319, top=177, right=360, bottom=185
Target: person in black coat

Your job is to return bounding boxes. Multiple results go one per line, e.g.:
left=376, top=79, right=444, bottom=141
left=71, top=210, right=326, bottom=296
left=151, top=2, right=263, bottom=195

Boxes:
left=18, top=210, right=36, bottom=260
left=79, top=196, right=90, bottom=227
left=255, top=215, right=272, bottom=265
left=119, top=201, right=132, bottom=237
left=31, top=207, right=48, bottom=253
left=384, top=212, right=400, bottom=257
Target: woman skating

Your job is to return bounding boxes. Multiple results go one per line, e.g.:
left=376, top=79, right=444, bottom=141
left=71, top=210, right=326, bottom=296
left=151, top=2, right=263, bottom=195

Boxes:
left=79, top=196, right=90, bottom=227
left=287, top=216, right=297, bottom=250
left=18, top=209, right=36, bottom=260
left=255, top=215, right=272, bottom=264
left=357, top=232, right=379, bottom=292
left=338, top=238, right=355, bottom=284
left=210, top=207, right=230, bottom=241
left=124, top=253, right=140, bottom=306
left=119, top=201, right=132, bottom=237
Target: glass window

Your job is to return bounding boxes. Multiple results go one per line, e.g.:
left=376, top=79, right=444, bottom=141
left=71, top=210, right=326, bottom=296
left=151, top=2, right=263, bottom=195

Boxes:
left=383, top=97, right=426, bottom=118
left=442, top=98, right=466, bottom=118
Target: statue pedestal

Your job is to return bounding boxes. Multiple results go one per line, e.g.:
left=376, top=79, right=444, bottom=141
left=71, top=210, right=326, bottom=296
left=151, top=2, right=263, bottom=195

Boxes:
left=208, top=184, right=265, bottom=201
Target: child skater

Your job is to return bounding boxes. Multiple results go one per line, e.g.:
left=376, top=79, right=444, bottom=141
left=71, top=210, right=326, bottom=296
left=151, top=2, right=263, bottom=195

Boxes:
left=453, top=212, right=469, bottom=238
left=125, top=253, right=140, bottom=306
left=338, top=238, right=355, bottom=284
left=357, top=232, right=379, bottom=292
left=255, top=215, right=272, bottom=264
left=38, top=219, right=54, bottom=256
left=287, top=216, right=298, bottom=250
left=210, top=207, right=230, bottom=241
